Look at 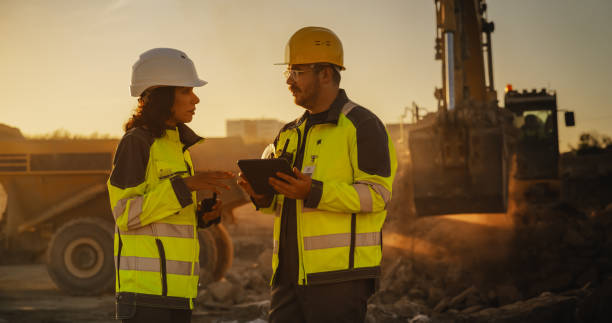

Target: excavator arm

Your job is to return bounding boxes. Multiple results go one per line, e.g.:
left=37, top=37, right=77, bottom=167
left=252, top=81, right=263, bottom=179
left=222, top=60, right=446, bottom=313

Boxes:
left=407, top=0, right=510, bottom=216
left=435, top=0, right=495, bottom=110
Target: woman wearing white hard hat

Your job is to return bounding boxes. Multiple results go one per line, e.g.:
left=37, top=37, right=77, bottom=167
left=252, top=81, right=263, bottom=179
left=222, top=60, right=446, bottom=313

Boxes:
left=108, top=48, right=233, bottom=322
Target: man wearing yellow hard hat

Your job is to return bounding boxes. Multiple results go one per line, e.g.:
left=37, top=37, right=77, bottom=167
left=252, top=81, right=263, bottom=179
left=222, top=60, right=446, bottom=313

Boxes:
left=238, top=26, right=397, bottom=322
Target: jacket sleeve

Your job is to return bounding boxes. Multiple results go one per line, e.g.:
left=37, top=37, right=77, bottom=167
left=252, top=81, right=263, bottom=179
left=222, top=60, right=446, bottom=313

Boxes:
left=304, top=117, right=397, bottom=214
left=107, top=133, right=193, bottom=231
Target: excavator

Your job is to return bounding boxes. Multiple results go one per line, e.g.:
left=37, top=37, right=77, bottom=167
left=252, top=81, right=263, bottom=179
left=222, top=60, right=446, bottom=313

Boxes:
left=407, top=0, right=575, bottom=216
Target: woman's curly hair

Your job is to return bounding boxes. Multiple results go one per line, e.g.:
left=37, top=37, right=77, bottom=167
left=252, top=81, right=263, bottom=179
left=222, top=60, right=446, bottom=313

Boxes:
left=124, top=86, right=175, bottom=138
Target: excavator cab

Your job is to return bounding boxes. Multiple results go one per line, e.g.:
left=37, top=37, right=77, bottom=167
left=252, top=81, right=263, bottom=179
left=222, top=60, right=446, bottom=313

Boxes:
left=505, top=88, right=560, bottom=180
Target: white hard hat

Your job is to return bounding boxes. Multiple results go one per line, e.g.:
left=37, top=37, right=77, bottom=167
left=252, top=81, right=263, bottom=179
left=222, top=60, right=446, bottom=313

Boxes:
left=130, top=48, right=207, bottom=97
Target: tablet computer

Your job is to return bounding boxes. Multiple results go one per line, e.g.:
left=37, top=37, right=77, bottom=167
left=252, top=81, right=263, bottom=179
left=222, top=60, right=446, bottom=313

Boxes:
left=237, top=158, right=295, bottom=195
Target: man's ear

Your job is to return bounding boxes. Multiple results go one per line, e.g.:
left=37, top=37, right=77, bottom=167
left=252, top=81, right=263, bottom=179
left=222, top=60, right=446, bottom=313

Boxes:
left=320, top=66, right=333, bottom=85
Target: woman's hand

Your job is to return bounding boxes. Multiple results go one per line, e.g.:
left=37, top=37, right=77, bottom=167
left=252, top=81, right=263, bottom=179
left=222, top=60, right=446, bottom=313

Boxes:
left=183, top=171, right=235, bottom=193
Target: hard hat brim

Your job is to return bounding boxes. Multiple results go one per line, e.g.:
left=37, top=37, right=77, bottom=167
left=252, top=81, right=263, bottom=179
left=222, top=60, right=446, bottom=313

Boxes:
left=273, top=61, right=346, bottom=70
left=130, top=79, right=208, bottom=97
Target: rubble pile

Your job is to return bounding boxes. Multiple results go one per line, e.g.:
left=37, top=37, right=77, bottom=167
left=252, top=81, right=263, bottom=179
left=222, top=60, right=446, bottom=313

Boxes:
left=367, top=256, right=608, bottom=323
left=368, top=199, right=612, bottom=322
left=510, top=202, right=612, bottom=297
left=194, top=207, right=274, bottom=322
left=195, top=246, right=272, bottom=321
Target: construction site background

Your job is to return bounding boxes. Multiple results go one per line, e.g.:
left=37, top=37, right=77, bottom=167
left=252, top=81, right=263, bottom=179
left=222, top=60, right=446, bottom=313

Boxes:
left=1, top=122, right=612, bottom=321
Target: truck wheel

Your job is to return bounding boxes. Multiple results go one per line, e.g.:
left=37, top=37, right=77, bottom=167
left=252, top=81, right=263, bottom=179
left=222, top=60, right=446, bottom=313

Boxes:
left=208, top=223, right=233, bottom=281
left=46, top=218, right=114, bottom=295
left=198, top=228, right=218, bottom=287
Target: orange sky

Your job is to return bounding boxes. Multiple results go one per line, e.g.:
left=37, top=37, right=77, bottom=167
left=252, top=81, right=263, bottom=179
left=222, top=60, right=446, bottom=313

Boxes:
left=1, top=0, right=610, bottom=151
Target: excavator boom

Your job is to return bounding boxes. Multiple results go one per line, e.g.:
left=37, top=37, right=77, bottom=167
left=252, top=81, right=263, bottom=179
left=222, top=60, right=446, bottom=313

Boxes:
left=407, top=0, right=510, bottom=216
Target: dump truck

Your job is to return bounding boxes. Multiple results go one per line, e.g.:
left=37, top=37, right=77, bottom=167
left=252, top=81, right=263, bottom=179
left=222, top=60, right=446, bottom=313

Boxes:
left=0, top=127, right=265, bottom=295
left=405, top=0, right=592, bottom=216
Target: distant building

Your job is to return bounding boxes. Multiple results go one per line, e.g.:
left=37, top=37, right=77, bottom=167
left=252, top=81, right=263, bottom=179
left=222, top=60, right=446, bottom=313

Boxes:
left=226, top=119, right=285, bottom=142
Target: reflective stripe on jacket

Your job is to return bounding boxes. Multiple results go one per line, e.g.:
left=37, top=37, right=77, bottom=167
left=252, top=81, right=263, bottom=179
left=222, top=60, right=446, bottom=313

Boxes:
left=260, top=89, right=397, bottom=285
left=107, top=124, right=203, bottom=309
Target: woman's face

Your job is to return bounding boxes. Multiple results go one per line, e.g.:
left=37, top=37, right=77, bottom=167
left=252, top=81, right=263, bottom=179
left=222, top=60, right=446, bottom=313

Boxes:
left=167, top=87, right=199, bottom=126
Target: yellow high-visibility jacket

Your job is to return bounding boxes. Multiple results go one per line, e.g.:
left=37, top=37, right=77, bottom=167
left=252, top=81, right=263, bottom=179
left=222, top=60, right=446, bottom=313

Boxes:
left=260, top=89, right=397, bottom=285
left=107, top=124, right=202, bottom=312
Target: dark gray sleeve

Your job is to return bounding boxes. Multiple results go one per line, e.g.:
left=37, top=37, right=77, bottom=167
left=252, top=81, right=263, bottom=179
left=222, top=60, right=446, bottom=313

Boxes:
left=355, top=117, right=391, bottom=177
left=170, top=176, right=193, bottom=208
left=109, top=133, right=151, bottom=189
left=304, top=179, right=323, bottom=208
left=346, top=107, right=391, bottom=177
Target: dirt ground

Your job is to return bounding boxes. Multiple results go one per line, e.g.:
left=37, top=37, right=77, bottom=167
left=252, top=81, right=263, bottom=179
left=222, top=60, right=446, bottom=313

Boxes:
left=0, top=204, right=522, bottom=323
left=0, top=204, right=511, bottom=323
left=0, top=204, right=273, bottom=323
left=2, top=200, right=606, bottom=323
left=0, top=265, right=115, bottom=323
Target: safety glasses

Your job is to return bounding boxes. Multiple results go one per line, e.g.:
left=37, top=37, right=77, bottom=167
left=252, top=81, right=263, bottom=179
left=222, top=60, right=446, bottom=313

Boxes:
left=282, top=66, right=314, bottom=80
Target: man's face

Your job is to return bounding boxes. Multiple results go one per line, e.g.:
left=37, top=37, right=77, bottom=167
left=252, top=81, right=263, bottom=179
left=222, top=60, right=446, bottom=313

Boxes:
left=285, top=64, right=320, bottom=110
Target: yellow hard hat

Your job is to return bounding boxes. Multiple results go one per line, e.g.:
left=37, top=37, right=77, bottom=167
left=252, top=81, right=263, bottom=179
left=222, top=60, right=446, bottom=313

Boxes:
left=276, top=26, right=345, bottom=70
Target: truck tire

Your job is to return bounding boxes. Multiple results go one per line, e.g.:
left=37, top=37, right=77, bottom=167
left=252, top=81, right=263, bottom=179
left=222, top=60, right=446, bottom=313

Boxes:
left=46, top=218, right=114, bottom=295
left=198, top=228, right=218, bottom=287
left=208, top=223, right=233, bottom=281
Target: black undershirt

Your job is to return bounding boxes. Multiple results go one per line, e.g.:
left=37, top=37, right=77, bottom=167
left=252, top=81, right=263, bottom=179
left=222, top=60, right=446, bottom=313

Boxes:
left=276, top=109, right=329, bottom=285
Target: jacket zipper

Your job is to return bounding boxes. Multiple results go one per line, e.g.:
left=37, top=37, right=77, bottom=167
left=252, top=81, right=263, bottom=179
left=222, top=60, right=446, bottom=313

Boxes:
left=349, top=213, right=356, bottom=269
left=184, top=155, right=198, bottom=289
left=155, top=239, right=168, bottom=296
left=116, top=230, right=122, bottom=290
left=295, top=124, right=312, bottom=285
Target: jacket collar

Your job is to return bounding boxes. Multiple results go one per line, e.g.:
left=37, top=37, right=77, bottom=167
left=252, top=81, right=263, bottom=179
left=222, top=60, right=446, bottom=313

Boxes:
left=165, top=123, right=204, bottom=149
left=294, top=88, right=349, bottom=128
left=178, top=123, right=204, bottom=149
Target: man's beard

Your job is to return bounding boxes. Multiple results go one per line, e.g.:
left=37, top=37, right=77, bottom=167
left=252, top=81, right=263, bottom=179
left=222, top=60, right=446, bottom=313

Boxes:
left=292, top=79, right=320, bottom=110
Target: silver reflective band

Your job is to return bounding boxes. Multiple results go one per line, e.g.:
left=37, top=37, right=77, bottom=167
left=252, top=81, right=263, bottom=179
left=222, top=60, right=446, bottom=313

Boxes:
left=120, top=223, right=194, bottom=239
left=273, top=240, right=279, bottom=254
left=166, top=259, right=195, bottom=276
left=117, top=256, right=195, bottom=276
left=341, top=101, right=357, bottom=115
left=127, top=196, right=144, bottom=228
left=303, top=232, right=380, bottom=251
left=355, top=232, right=381, bottom=247
left=113, top=198, right=128, bottom=220
left=275, top=204, right=281, bottom=217
left=355, top=181, right=391, bottom=205
left=353, top=183, right=372, bottom=213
